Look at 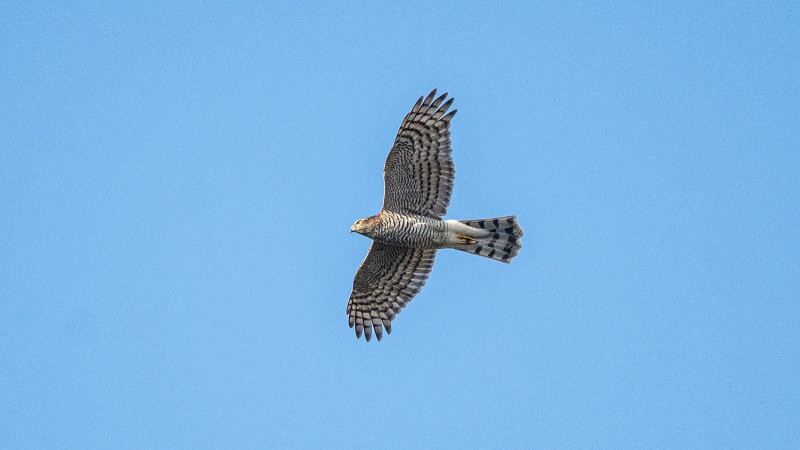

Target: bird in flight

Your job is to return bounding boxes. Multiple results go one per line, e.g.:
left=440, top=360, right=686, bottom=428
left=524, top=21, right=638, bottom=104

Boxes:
left=348, top=89, right=523, bottom=341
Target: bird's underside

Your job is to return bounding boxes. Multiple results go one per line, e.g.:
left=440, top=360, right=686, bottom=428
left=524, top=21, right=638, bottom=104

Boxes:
left=348, top=89, right=523, bottom=341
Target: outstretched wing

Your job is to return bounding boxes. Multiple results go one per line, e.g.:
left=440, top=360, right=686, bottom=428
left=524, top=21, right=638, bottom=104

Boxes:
left=382, top=89, right=457, bottom=219
left=347, top=242, right=437, bottom=341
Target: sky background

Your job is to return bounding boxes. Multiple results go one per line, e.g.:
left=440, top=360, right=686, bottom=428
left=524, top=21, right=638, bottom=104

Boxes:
left=2, top=1, right=798, bottom=448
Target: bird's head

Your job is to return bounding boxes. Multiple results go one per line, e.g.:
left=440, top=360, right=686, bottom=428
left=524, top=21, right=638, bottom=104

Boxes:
left=351, top=215, right=378, bottom=236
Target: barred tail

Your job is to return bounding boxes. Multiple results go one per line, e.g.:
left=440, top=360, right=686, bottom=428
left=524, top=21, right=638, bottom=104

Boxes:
left=456, top=216, right=523, bottom=263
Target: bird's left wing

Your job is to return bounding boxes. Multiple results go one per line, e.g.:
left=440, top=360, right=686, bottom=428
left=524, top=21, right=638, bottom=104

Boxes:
left=381, top=89, right=457, bottom=219
left=347, top=242, right=437, bottom=341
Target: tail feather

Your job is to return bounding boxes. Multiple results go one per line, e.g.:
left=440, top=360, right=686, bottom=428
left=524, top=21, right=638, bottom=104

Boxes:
left=456, top=216, right=523, bottom=263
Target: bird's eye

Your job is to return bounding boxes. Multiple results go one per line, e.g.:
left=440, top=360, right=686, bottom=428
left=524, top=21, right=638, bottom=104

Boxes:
left=356, top=220, right=363, bottom=226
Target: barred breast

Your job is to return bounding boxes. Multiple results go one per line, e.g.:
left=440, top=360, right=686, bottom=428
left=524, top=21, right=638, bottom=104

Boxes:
left=373, top=211, right=447, bottom=249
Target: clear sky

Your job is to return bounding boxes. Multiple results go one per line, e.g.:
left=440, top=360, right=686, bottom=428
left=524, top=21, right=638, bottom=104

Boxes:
left=2, top=2, right=798, bottom=448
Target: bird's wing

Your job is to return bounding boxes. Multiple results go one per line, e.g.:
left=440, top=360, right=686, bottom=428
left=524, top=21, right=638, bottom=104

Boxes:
left=381, top=89, right=457, bottom=219
left=347, top=242, right=437, bottom=341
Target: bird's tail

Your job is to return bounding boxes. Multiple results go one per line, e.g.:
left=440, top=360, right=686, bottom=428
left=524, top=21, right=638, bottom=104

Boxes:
left=453, top=216, right=523, bottom=263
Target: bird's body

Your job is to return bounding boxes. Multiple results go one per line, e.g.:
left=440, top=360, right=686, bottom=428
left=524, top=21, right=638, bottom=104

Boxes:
left=354, top=212, right=520, bottom=252
left=353, top=212, right=451, bottom=248
left=348, top=90, right=523, bottom=341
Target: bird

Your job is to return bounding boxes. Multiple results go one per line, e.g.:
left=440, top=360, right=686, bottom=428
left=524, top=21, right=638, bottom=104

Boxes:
left=348, top=89, right=523, bottom=341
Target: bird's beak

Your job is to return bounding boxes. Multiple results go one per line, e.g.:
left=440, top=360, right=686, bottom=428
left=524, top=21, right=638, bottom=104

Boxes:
left=350, top=225, right=355, bottom=232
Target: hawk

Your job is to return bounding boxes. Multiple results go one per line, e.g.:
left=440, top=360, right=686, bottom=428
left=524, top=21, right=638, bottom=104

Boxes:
left=348, top=89, right=523, bottom=341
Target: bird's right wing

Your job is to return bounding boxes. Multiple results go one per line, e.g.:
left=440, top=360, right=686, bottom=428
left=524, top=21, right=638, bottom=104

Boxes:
left=347, top=242, right=437, bottom=341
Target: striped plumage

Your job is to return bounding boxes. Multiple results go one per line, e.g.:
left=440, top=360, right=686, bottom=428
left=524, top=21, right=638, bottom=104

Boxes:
left=348, top=89, right=523, bottom=341
left=382, top=90, right=456, bottom=219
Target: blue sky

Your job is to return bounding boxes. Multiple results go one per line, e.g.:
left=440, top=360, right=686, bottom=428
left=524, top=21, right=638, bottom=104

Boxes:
left=2, top=1, right=798, bottom=447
